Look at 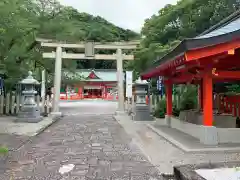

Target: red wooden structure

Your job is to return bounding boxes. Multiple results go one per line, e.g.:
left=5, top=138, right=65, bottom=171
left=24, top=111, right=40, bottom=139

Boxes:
left=61, top=69, right=118, bottom=100
left=141, top=10, right=240, bottom=126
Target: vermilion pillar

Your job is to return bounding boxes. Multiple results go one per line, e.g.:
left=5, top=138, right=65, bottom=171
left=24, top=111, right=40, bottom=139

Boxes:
left=78, top=87, right=83, bottom=99
left=203, top=72, right=213, bottom=126
left=166, top=82, right=173, bottom=116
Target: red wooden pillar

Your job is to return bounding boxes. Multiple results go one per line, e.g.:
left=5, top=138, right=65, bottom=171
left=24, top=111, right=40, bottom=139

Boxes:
left=78, top=87, right=83, bottom=99
left=203, top=72, right=213, bottom=126
left=166, top=82, right=173, bottom=116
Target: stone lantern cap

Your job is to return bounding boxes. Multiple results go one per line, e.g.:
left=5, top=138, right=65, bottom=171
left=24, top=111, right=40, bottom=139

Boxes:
left=135, top=77, right=148, bottom=84
left=19, top=71, right=40, bottom=85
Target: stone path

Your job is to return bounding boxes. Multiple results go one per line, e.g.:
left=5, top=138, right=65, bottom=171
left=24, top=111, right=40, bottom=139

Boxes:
left=0, top=134, right=30, bottom=151
left=1, top=113, right=162, bottom=180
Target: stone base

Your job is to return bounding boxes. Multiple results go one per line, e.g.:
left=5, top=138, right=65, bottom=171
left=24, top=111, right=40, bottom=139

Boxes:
left=164, top=115, right=171, bottom=127
left=132, top=112, right=153, bottom=121
left=50, top=111, right=62, bottom=118
left=200, top=126, right=218, bottom=145
left=17, top=106, right=43, bottom=123
left=15, top=116, right=43, bottom=123
left=115, top=110, right=126, bottom=116
left=132, top=105, right=153, bottom=121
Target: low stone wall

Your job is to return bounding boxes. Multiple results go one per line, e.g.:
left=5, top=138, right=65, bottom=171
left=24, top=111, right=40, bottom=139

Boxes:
left=179, top=110, right=202, bottom=125
left=179, top=110, right=237, bottom=128
left=218, top=128, right=240, bottom=143
left=169, top=116, right=240, bottom=144
left=171, top=116, right=202, bottom=140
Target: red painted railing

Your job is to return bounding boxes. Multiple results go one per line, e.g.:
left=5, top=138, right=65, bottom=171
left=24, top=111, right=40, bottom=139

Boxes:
left=60, top=93, right=118, bottom=100
left=219, top=94, right=240, bottom=117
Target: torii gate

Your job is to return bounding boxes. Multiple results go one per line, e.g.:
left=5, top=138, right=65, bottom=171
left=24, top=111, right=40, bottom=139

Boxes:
left=37, top=38, right=139, bottom=116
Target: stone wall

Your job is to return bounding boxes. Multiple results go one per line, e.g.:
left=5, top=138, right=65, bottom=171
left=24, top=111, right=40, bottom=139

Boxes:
left=179, top=110, right=237, bottom=128
left=170, top=116, right=240, bottom=144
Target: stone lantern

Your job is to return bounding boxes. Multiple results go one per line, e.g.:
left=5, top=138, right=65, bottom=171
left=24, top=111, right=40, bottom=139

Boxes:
left=16, top=71, right=43, bottom=123
left=132, top=77, right=153, bottom=121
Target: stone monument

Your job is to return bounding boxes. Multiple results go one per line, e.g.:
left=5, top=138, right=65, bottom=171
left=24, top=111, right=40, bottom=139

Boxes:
left=16, top=71, right=43, bottom=123
left=132, top=77, right=153, bottom=121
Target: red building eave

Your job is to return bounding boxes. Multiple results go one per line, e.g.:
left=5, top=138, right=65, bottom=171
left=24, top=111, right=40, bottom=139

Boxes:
left=141, top=38, right=240, bottom=80
left=141, top=55, right=186, bottom=80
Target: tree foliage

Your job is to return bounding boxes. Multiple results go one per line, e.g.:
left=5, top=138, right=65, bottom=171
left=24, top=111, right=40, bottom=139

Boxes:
left=129, top=0, right=240, bottom=74
left=0, top=0, right=139, bottom=91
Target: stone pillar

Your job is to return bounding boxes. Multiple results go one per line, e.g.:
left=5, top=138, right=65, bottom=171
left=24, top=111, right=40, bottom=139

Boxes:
left=52, top=46, right=62, bottom=116
left=41, top=69, right=46, bottom=99
left=150, top=95, right=153, bottom=112
left=115, top=48, right=125, bottom=114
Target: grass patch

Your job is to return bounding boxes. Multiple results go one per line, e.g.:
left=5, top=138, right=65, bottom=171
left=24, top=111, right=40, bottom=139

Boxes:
left=0, top=146, right=8, bottom=155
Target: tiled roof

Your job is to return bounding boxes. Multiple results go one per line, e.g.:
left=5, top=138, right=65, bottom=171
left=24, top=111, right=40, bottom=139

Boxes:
left=64, top=69, right=117, bottom=82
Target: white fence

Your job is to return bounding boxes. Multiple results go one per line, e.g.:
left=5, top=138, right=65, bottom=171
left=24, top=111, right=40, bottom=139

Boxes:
left=0, top=94, right=52, bottom=116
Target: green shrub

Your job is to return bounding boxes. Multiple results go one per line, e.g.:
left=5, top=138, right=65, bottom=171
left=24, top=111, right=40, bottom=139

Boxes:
left=180, top=85, right=197, bottom=111
left=0, top=146, right=8, bottom=155
left=153, top=99, right=181, bottom=118
left=173, top=106, right=180, bottom=117
left=154, top=99, right=166, bottom=118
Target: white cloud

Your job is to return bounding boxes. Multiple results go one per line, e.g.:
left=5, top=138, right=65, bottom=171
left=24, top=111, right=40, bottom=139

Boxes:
left=58, top=0, right=178, bottom=32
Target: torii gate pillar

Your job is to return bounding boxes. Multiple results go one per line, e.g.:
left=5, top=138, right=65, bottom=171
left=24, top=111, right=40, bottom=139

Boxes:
left=51, top=46, right=62, bottom=116
left=115, top=48, right=125, bottom=114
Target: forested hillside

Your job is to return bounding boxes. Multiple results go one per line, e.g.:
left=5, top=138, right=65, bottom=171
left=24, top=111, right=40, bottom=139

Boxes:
left=0, top=0, right=139, bottom=90
left=128, top=0, right=240, bottom=75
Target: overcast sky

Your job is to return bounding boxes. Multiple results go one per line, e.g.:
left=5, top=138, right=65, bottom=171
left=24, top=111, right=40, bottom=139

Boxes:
left=58, top=0, right=178, bottom=32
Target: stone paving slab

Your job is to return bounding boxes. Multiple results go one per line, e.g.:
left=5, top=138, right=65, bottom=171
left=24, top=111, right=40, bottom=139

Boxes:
left=174, top=161, right=240, bottom=180
left=0, top=134, right=30, bottom=151
left=0, top=113, right=163, bottom=180
left=0, top=116, right=59, bottom=137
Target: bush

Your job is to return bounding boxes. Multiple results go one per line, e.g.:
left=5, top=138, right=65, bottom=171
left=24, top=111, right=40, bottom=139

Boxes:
left=0, top=146, right=8, bottom=155
left=180, top=85, right=197, bottom=111
left=154, top=99, right=166, bottom=118
left=154, top=99, right=181, bottom=118
left=173, top=106, right=180, bottom=117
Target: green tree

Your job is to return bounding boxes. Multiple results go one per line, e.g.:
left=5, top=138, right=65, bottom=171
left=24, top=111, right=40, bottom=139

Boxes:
left=0, top=0, right=139, bottom=91
left=133, top=0, right=240, bottom=75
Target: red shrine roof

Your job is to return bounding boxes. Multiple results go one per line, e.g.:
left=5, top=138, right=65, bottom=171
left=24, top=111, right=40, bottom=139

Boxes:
left=64, top=69, right=117, bottom=82
left=141, top=10, right=240, bottom=80
left=87, top=70, right=100, bottom=79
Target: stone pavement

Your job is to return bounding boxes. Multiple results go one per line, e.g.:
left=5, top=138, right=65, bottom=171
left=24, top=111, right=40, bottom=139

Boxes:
left=0, top=134, right=30, bottom=151
left=1, top=112, right=163, bottom=179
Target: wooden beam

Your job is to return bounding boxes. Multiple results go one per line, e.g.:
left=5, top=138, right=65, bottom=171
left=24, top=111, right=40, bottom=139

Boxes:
left=171, top=73, right=196, bottom=84
left=40, top=42, right=139, bottom=49
left=43, top=52, right=134, bottom=60
left=228, top=49, right=235, bottom=55
left=185, top=39, right=240, bottom=61
left=213, top=70, right=240, bottom=79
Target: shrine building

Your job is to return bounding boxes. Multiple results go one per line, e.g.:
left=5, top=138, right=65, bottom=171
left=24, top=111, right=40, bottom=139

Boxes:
left=61, top=69, right=118, bottom=100
left=141, top=10, right=240, bottom=145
